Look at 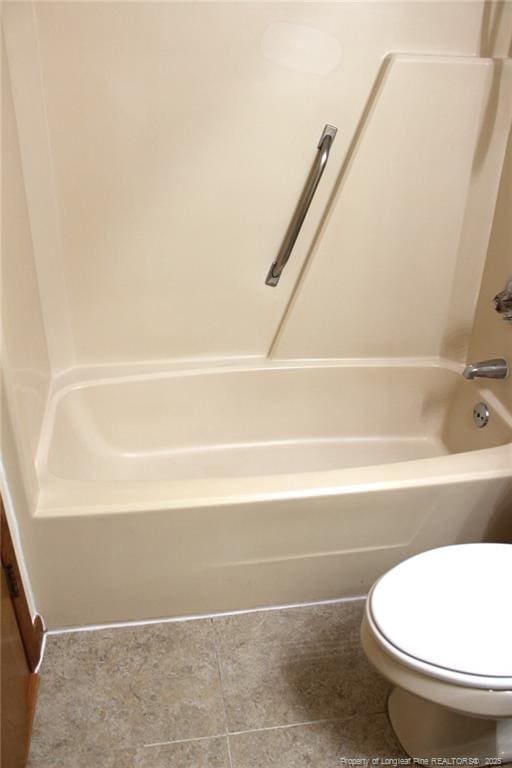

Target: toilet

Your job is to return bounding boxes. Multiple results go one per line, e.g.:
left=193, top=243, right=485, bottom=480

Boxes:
left=361, top=543, right=512, bottom=761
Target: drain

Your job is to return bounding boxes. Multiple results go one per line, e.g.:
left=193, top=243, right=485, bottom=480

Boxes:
left=473, top=402, right=490, bottom=428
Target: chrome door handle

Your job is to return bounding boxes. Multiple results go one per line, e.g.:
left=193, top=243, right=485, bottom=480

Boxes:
left=265, top=124, right=337, bottom=287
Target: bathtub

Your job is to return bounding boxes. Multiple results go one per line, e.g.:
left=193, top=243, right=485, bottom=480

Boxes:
left=31, top=359, right=512, bottom=628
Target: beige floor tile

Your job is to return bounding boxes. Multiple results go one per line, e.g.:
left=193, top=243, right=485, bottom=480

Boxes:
left=28, top=737, right=231, bottom=768
left=214, top=601, right=389, bottom=731
left=228, top=714, right=405, bottom=767
left=133, top=736, right=230, bottom=767
left=28, top=744, right=136, bottom=768
left=30, top=619, right=226, bottom=759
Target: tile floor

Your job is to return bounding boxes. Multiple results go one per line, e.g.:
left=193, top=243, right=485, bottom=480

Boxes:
left=29, top=599, right=405, bottom=767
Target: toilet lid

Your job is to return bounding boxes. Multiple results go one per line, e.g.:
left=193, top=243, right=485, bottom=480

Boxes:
left=370, top=544, right=512, bottom=679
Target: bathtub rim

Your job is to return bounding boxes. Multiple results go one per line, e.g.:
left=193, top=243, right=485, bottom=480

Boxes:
left=37, top=355, right=466, bottom=474
left=35, top=441, right=512, bottom=518
left=34, top=356, right=512, bottom=518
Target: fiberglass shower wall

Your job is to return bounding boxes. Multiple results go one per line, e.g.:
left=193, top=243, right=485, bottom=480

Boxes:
left=4, top=3, right=512, bottom=373
left=2, top=1, right=512, bottom=623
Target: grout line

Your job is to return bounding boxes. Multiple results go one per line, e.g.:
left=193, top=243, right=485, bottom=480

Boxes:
left=142, top=713, right=387, bottom=750
left=226, top=731, right=234, bottom=767
left=140, top=720, right=343, bottom=749
left=228, top=717, right=341, bottom=737
left=46, top=594, right=367, bottom=636
left=143, top=733, right=226, bottom=748
left=211, top=618, right=234, bottom=768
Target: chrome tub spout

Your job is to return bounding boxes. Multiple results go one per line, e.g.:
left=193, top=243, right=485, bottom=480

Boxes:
left=462, top=358, right=509, bottom=380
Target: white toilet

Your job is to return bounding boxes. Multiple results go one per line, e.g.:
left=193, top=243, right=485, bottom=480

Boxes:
left=362, top=543, right=512, bottom=761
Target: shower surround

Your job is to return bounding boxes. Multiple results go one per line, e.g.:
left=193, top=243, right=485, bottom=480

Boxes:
left=2, top=1, right=512, bottom=629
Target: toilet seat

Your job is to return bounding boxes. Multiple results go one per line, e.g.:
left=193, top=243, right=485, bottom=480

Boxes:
left=368, top=543, right=512, bottom=690
left=362, top=613, right=512, bottom=719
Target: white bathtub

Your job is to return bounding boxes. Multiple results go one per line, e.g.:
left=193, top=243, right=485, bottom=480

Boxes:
left=31, top=359, right=512, bottom=628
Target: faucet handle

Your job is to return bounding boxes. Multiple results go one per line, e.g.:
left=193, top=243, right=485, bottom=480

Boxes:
left=494, top=278, right=512, bottom=323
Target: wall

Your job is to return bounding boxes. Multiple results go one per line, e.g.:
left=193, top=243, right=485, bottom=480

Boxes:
left=3, top=1, right=511, bottom=373
left=272, top=53, right=512, bottom=359
left=2, top=47, right=51, bottom=509
left=1, top=45, right=53, bottom=616
left=467, top=122, right=512, bottom=410
left=464, top=118, right=512, bottom=545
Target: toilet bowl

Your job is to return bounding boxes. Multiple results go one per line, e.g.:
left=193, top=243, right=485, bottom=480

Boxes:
left=361, top=543, right=512, bottom=762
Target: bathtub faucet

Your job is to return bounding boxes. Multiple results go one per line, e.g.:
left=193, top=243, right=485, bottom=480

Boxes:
left=462, top=358, right=509, bottom=380
left=494, top=277, right=512, bottom=323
